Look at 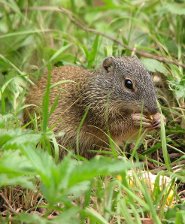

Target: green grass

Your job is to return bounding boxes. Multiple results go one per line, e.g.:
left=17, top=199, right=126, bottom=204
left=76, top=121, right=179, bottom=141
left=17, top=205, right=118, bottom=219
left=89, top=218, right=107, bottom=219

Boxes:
left=0, top=0, right=185, bottom=223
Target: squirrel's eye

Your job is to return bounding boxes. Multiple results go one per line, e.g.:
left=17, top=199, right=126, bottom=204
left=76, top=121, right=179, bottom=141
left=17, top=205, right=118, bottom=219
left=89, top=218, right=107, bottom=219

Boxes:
left=125, top=79, right=133, bottom=90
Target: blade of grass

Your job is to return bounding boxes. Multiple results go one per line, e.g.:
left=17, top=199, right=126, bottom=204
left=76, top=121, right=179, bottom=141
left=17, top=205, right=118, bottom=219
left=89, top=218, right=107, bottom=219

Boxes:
left=42, top=65, right=52, bottom=133
left=158, top=102, right=171, bottom=171
left=84, top=207, right=109, bottom=224
left=76, top=106, right=89, bottom=155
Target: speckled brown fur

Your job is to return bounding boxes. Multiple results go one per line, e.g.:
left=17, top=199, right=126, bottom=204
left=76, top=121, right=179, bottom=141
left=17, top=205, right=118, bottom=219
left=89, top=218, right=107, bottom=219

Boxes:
left=25, top=56, right=160, bottom=157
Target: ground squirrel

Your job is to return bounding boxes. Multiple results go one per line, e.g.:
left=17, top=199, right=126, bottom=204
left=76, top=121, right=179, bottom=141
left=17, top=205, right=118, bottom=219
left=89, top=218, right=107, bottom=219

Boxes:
left=25, top=56, right=162, bottom=157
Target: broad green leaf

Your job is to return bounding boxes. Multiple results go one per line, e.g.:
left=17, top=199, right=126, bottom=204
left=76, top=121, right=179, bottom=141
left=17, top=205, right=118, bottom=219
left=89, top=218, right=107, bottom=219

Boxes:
left=165, top=3, right=185, bottom=15
left=141, top=58, right=168, bottom=74
left=0, top=150, right=35, bottom=188
left=68, top=157, right=134, bottom=186
left=15, top=213, right=47, bottom=224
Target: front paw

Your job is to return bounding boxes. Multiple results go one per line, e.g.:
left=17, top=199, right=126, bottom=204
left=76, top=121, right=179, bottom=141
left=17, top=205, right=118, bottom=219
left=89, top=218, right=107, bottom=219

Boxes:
left=131, top=112, right=166, bottom=130
left=149, top=112, right=166, bottom=129
left=131, top=113, right=153, bottom=129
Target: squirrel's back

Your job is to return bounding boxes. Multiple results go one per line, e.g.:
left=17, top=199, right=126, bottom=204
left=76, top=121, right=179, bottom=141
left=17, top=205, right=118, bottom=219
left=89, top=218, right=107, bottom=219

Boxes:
left=26, top=66, right=89, bottom=105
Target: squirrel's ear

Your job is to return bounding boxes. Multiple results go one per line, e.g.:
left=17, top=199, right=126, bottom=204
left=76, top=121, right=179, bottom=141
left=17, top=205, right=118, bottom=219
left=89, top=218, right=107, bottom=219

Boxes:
left=103, top=56, right=115, bottom=72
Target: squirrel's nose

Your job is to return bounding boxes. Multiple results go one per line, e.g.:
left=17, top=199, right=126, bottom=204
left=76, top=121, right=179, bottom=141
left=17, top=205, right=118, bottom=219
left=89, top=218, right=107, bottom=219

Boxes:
left=143, top=97, right=158, bottom=115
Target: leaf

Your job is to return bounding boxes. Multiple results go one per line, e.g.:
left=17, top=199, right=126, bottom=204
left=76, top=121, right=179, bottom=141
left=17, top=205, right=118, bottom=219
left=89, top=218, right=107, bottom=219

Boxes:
left=40, top=155, right=86, bottom=203
left=169, top=78, right=185, bottom=99
left=16, top=208, right=80, bottom=224
left=29, top=154, right=134, bottom=204
left=0, top=150, right=35, bottom=189
left=0, top=129, right=41, bottom=149
left=2, top=133, right=41, bottom=150
left=67, top=181, right=90, bottom=198
left=0, top=174, right=34, bottom=189
left=0, top=114, right=15, bottom=128
left=15, top=213, right=46, bottom=224
left=165, top=3, right=185, bottom=15
left=51, top=207, right=80, bottom=224
left=175, top=211, right=185, bottom=224
left=141, top=58, right=168, bottom=74
left=68, top=157, right=134, bottom=187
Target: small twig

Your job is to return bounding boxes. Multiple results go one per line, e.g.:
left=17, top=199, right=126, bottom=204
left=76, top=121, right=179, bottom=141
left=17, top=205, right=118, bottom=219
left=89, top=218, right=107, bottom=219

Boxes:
left=28, top=6, right=185, bottom=69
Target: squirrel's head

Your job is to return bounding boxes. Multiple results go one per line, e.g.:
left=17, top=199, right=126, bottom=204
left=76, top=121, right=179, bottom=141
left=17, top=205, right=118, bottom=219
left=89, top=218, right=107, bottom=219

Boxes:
left=94, top=56, right=158, bottom=116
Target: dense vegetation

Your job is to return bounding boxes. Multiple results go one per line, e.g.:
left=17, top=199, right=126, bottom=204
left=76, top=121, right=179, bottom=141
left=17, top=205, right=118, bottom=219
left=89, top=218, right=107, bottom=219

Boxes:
left=0, top=0, right=185, bottom=223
